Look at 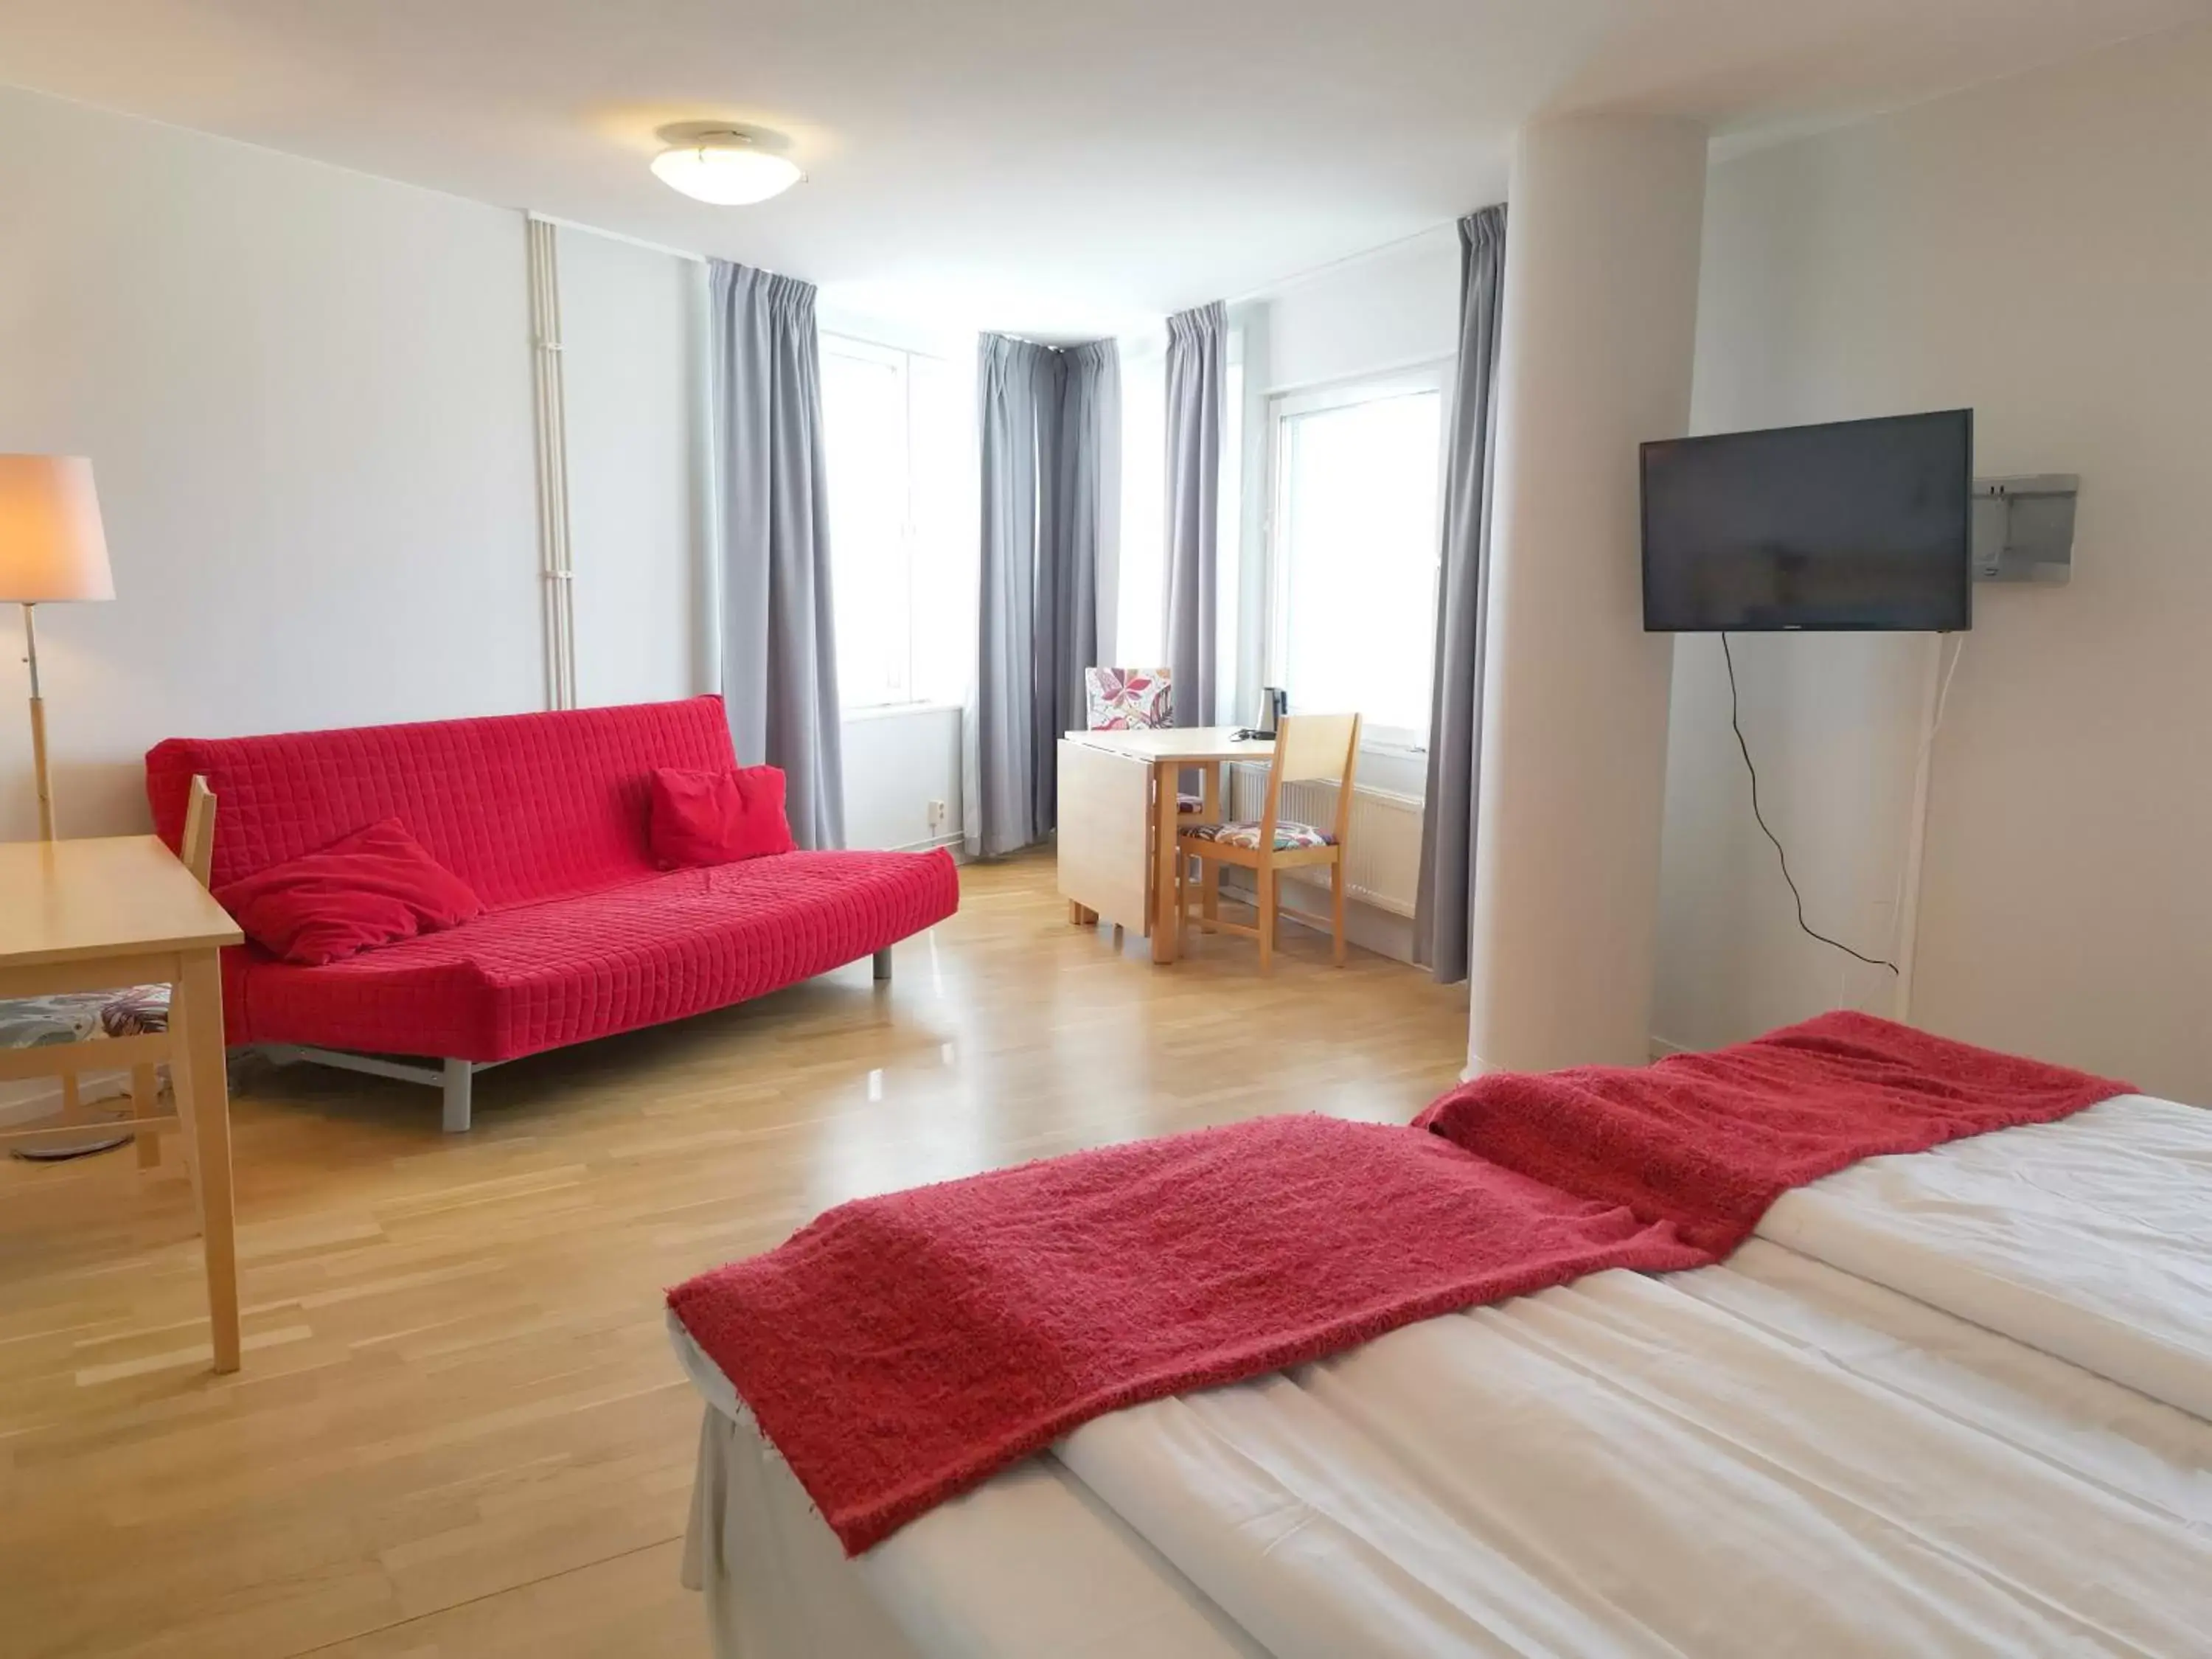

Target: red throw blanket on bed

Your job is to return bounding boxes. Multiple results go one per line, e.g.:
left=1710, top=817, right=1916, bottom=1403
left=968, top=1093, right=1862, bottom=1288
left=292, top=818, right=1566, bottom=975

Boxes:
left=667, top=1012, right=2129, bottom=1554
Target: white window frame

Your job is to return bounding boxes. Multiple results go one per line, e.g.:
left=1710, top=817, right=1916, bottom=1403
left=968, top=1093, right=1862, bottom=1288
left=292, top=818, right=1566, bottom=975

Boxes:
left=1262, top=361, right=1453, bottom=754
left=821, top=331, right=950, bottom=713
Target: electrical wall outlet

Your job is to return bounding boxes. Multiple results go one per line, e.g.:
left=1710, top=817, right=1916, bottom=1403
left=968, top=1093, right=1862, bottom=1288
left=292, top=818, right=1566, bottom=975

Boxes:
left=926, top=799, right=947, bottom=830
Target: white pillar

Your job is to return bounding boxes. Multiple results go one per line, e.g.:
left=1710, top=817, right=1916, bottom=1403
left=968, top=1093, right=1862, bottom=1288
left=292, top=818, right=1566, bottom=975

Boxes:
left=1466, top=115, right=1708, bottom=1077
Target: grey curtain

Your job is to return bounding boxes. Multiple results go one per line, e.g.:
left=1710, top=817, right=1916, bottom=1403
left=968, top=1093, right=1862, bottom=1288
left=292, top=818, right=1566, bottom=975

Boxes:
left=967, top=335, right=1119, bottom=859
left=1163, top=301, right=1226, bottom=727
left=970, top=335, right=1047, bottom=860
left=1035, top=341, right=1119, bottom=832
left=1413, top=206, right=1507, bottom=981
left=708, top=259, right=845, bottom=849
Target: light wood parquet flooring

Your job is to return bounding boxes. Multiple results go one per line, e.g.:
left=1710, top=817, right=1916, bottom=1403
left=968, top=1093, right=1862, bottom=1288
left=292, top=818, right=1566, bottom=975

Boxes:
left=0, top=851, right=1469, bottom=1658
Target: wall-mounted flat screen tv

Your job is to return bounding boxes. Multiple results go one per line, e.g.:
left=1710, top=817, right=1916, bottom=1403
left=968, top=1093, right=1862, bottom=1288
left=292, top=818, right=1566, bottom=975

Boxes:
left=1641, top=409, right=1973, bottom=632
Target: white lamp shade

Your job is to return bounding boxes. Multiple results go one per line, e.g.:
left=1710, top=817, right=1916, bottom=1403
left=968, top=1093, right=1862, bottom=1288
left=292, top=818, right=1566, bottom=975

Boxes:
left=0, top=455, right=113, bottom=602
left=651, top=139, right=803, bottom=206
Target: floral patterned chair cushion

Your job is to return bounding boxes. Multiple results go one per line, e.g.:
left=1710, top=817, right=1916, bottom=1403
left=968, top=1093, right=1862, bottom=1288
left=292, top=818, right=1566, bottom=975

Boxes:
left=0, top=994, right=111, bottom=1048
left=1085, top=667, right=1174, bottom=731
left=100, top=985, right=173, bottom=1037
left=1184, top=819, right=1335, bottom=852
left=0, top=985, right=172, bottom=1051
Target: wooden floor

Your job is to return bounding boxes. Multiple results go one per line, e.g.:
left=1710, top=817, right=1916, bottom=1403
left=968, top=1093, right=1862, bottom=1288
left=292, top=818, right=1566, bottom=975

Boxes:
left=0, top=852, right=1470, bottom=1659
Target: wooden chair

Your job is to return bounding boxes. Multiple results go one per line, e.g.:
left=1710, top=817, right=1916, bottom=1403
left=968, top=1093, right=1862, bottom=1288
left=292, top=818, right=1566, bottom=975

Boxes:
left=0, top=776, right=218, bottom=1174
left=1175, top=714, right=1360, bottom=972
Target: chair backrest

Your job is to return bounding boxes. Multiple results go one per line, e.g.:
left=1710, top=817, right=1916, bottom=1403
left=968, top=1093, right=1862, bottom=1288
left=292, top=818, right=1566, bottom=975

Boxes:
left=1085, top=667, right=1174, bottom=731
left=1271, top=713, right=1360, bottom=785
left=1261, top=713, right=1362, bottom=841
left=180, top=775, right=216, bottom=888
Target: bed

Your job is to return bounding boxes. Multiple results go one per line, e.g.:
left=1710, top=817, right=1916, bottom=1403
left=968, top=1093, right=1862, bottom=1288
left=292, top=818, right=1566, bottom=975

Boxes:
left=669, top=1092, right=2211, bottom=1657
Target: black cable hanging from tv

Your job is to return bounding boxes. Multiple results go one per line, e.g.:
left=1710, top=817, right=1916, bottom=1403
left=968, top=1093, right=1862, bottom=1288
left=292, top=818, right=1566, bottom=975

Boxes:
left=1720, top=634, right=1899, bottom=975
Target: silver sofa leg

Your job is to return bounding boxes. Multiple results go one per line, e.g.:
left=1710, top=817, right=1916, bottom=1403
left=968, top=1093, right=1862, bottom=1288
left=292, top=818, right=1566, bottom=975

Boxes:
left=872, top=947, right=893, bottom=983
left=442, top=1059, right=473, bottom=1133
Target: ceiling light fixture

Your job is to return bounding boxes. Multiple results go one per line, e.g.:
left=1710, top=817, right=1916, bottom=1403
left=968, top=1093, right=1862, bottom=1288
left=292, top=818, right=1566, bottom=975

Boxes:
left=651, top=130, right=803, bottom=206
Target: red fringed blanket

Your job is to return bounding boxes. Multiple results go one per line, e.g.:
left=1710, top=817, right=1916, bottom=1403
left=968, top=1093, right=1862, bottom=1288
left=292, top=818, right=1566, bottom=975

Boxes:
left=668, top=1011, right=2129, bottom=1555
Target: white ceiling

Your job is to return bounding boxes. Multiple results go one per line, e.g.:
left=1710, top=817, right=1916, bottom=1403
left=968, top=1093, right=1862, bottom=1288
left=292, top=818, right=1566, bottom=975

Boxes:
left=1, top=0, right=2205, bottom=338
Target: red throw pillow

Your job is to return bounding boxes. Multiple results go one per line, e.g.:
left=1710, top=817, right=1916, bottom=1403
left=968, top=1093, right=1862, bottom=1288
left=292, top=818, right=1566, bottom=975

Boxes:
left=650, top=765, right=796, bottom=867
left=215, top=818, right=483, bottom=967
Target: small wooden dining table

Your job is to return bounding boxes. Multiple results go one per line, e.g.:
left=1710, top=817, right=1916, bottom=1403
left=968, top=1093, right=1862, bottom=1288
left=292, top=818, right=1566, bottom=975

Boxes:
left=0, top=835, right=246, bottom=1371
left=1056, top=726, right=1276, bottom=964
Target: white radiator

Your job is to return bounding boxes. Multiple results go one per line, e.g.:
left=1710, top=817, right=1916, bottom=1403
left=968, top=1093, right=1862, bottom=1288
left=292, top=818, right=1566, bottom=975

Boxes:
left=1225, top=767, right=1425, bottom=917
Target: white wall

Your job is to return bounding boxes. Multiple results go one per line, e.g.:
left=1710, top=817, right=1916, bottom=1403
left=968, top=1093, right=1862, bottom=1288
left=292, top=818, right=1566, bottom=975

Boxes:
left=0, top=83, right=967, bottom=863
left=841, top=705, right=963, bottom=853
left=1256, top=227, right=1462, bottom=396
left=560, top=227, right=712, bottom=708
left=0, top=86, right=542, bottom=840
left=1657, top=24, right=2212, bottom=1101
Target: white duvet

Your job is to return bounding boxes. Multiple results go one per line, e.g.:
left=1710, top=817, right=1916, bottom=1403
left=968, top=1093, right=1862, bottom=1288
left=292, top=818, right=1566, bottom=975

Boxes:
left=1761, top=1093, right=2212, bottom=1421
left=677, top=1093, right=2212, bottom=1658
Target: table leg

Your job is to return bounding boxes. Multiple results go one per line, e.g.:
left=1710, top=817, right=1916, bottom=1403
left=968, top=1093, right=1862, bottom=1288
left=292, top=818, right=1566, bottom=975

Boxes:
left=1200, top=761, right=1222, bottom=930
left=1150, top=759, right=1180, bottom=964
left=172, top=949, right=240, bottom=1374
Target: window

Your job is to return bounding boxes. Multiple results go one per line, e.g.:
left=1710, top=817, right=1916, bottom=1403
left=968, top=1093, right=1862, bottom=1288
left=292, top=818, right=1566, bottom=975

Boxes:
left=1265, top=367, right=1447, bottom=748
left=1115, top=337, right=1168, bottom=667
left=819, top=335, right=968, bottom=709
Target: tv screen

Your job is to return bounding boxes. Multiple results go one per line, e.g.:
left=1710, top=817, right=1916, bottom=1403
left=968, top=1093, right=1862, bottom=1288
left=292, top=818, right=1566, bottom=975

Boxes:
left=1641, top=410, right=1972, bottom=632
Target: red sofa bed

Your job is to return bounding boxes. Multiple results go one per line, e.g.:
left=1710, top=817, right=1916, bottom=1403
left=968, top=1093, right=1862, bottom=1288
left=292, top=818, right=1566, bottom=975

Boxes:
left=145, top=696, right=960, bottom=1130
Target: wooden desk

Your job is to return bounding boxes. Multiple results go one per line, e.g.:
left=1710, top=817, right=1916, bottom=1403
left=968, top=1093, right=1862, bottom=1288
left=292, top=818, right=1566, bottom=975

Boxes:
left=1056, top=727, right=1275, bottom=964
left=0, top=836, right=246, bottom=1371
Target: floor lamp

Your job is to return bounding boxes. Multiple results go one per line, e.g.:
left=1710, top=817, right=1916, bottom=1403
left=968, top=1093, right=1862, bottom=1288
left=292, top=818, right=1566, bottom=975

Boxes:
left=3, top=456, right=119, bottom=1161
left=1, top=456, right=114, bottom=840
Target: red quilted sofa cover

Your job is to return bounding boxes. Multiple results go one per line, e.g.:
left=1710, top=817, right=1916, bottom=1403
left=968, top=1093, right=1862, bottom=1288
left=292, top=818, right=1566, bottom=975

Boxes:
left=145, top=697, right=959, bottom=1062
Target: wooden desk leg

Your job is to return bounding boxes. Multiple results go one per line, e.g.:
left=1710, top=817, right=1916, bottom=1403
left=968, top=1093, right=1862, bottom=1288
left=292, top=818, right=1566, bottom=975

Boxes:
left=171, top=950, right=241, bottom=1374
left=1150, top=759, right=1180, bottom=964
left=1200, top=762, right=1221, bottom=931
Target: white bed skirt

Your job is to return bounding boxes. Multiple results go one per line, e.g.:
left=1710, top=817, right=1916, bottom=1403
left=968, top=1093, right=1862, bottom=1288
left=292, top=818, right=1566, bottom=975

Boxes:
left=676, top=1312, right=1266, bottom=1659
left=683, top=1405, right=930, bottom=1659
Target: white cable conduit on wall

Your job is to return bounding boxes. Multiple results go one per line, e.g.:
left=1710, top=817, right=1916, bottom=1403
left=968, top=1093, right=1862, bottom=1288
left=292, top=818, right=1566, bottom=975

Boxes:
left=526, top=214, right=578, bottom=711
left=1889, top=632, right=1968, bottom=1021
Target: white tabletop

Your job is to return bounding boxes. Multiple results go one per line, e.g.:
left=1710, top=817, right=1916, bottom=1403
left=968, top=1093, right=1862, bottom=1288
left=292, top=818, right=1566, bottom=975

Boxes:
left=1063, top=726, right=1275, bottom=764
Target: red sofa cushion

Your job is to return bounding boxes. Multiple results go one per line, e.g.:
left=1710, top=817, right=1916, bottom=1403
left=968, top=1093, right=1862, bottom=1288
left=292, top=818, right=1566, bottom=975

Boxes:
left=226, top=850, right=960, bottom=1062
left=650, top=765, right=795, bottom=867
left=215, top=818, right=484, bottom=965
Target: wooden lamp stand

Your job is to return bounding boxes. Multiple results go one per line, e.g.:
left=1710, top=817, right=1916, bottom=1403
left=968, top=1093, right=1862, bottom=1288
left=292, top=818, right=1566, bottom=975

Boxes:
left=24, top=602, right=56, bottom=841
